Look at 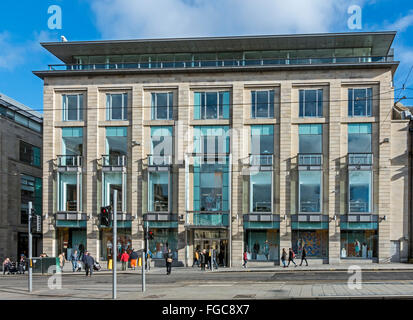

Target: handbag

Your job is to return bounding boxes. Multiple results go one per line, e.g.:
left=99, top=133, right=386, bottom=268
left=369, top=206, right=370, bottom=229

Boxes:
left=167, top=258, right=173, bottom=263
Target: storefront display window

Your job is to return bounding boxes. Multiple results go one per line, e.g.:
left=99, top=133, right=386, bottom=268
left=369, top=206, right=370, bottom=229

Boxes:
left=148, top=228, right=178, bottom=260
left=245, top=229, right=279, bottom=261
left=292, top=230, right=328, bottom=258
left=101, top=229, right=132, bottom=261
left=340, top=230, right=377, bottom=258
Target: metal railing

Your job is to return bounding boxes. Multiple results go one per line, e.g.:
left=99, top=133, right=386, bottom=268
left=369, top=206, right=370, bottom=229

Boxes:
left=298, top=153, right=322, bottom=166
left=57, top=155, right=82, bottom=167
left=48, top=55, right=392, bottom=71
left=148, top=155, right=172, bottom=166
left=349, top=201, right=370, bottom=213
left=348, top=153, right=373, bottom=166
left=299, top=201, right=321, bottom=213
left=249, top=154, right=273, bottom=166
left=252, top=202, right=272, bottom=212
left=102, top=154, right=127, bottom=167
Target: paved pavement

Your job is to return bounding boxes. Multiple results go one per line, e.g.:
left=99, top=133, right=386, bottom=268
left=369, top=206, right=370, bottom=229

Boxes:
left=2, top=264, right=413, bottom=300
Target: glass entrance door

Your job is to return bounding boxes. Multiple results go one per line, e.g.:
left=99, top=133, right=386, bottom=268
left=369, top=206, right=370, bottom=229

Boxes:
left=193, top=237, right=228, bottom=267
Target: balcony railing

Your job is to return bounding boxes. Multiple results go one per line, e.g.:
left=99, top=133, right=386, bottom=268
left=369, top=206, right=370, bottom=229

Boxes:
left=298, top=153, right=322, bottom=166
left=187, top=211, right=229, bottom=227
left=57, top=155, right=82, bottom=167
left=349, top=201, right=370, bottom=213
left=48, top=55, right=392, bottom=71
left=148, top=155, right=172, bottom=166
left=65, top=200, right=78, bottom=212
left=150, top=200, right=169, bottom=212
left=249, top=154, right=273, bottom=166
left=252, top=202, right=272, bottom=213
left=348, top=153, right=373, bottom=166
left=300, top=201, right=321, bottom=213
left=102, top=155, right=127, bottom=167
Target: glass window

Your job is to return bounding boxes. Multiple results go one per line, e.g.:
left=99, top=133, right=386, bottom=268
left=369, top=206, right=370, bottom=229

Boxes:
left=251, top=90, right=274, bottom=118
left=348, top=123, right=372, bottom=153
left=106, top=93, right=127, bottom=120
left=151, top=126, right=173, bottom=156
left=193, top=126, right=229, bottom=155
left=299, top=124, right=322, bottom=154
left=20, top=175, right=41, bottom=224
left=105, top=127, right=127, bottom=166
left=299, top=170, right=322, bottom=213
left=62, top=127, right=83, bottom=166
left=341, top=230, right=377, bottom=258
left=148, top=228, right=178, bottom=260
left=148, top=171, right=169, bottom=212
left=292, top=230, right=328, bottom=258
left=245, top=230, right=279, bottom=261
left=20, top=141, right=40, bottom=167
left=299, top=89, right=323, bottom=117
left=103, top=172, right=124, bottom=212
left=58, top=173, right=80, bottom=212
left=348, top=88, right=372, bottom=117
left=194, top=92, right=230, bottom=120
left=151, top=92, right=173, bottom=120
left=63, top=94, right=83, bottom=121
left=349, top=171, right=372, bottom=213
left=250, top=172, right=272, bottom=212
left=251, top=125, right=274, bottom=154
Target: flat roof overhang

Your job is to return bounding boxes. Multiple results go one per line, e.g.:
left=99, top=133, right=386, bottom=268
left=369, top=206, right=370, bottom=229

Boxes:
left=33, top=61, right=399, bottom=80
left=40, top=31, right=397, bottom=64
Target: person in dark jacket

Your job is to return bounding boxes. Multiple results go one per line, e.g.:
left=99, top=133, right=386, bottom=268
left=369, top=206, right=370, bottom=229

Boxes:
left=82, top=251, right=95, bottom=277
left=287, top=248, right=297, bottom=267
left=281, top=248, right=287, bottom=268
left=300, top=247, right=309, bottom=266
left=200, top=249, right=207, bottom=271
left=70, top=250, right=79, bottom=272
left=165, top=249, right=173, bottom=275
left=129, top=249, right=138, bottom=270
left=211, top=248, right=218, bottom=270
left=18, top=255, right=26, bottom=274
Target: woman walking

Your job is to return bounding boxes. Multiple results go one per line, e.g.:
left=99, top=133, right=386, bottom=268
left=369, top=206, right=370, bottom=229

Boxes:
left=165, top=249, right=173, bottom=275
left=300, top=247, right=309, bottom=266
left=120, top=250, right=129, bottom=271
left=242, top=250, right=248, bottom=268
left=287, top=248, right=297, bottom=267
left=281, top=248, right=287, bottom=268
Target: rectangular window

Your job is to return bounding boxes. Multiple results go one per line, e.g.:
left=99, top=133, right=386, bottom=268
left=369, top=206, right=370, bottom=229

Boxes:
left=61, top=127, right=83, bottom=166
left=193, top=126, right=229, bottom=155
left=105, top=127, right=127, bottom=166
left=19, top=141, right=41, bottom=167
left=63, top=94, right=83, bottom=121
left=299, top=170, right=322, bottom=213
left=348, top=88, right=372, bottom=117
left=251, top=125, right=274, bottom=154
left=103, top=172, right=124, bottom=213
left=349, top=171, right=372, bottom=213
left=299, top=89, right=323, bottom=117
left=299, top=124, right=322, bottom=154
left=341, top=230, right=377, bottom=258
left=348, top=123, right=372, bottom=153
left=194, top=91, right=230, bottom=120
left=151, top=126, right=173, bottom=156
left=58, top=173, right=81, bottom=212
left=20, top=175, right=41, bottom=224
left=250, top=172, right=272, bottom=212
left=106, top=93, right=127, bottom=120
left=251, top=90, right=274, bottom=118
left=148, top=171, right=169, bottom=212
left=151, top=92, right=173, bottom=120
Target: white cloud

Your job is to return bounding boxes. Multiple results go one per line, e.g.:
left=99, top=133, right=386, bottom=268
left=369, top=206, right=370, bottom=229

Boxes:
left=389, top=11, right=413, bottom=32
left=90, top=0, right=353, bottom=39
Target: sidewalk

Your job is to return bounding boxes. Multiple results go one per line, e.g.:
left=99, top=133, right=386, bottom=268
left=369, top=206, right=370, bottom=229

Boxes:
left=58, top=262, right=413, bottom=275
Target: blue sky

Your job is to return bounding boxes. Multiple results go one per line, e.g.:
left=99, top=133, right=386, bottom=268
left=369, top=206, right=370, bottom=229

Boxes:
left=1, top=0, right=413, bottom=111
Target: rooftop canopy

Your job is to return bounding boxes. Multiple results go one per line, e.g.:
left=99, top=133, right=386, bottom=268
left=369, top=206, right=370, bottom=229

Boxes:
left=41, top=31, right=397, bottom=64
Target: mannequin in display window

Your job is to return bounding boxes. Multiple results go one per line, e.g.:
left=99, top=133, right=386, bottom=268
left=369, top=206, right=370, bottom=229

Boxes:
left=362, top=243, right=367, bottom=258
left=341, top=247, right=347, bottom=258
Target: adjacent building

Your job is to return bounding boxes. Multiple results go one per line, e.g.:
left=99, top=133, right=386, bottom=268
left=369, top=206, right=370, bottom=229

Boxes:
left=34, top=31, right=410, bottom=265
left=0, top=93, right=43, bottom=260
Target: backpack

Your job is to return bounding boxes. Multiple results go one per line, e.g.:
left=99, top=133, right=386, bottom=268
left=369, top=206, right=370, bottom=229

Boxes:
left=292, top=251, right=295, bottom=259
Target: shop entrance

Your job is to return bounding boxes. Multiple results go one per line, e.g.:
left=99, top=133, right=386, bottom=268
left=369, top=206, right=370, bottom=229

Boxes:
left=193, top=229, right=228, bottom=267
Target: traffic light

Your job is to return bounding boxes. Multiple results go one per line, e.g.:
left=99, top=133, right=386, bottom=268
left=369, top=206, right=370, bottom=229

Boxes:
left=100, top=206, right=112, bottom=227
left=145, top=230, right=154, bottom=240
left=29, top=208, right=41, bottom=233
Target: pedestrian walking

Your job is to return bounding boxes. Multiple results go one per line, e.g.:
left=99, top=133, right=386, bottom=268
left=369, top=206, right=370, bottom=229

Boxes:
left=281, top=248, right=287, bottom=268
left=200, top=249, right=207, bottom=271
left=300, top=247, right=309, bottom=266
left=146, top=249, right=152, bottom=271
left=58, top=252, right=65, bottom=272
left=242, top=250, right=248, bottom=268
left=82, top=251, right=94, bottom=277
left=129, top=249, right=138, bottom=270
left=211, top=248, right=218, bottom=270
left=207, top=249, right=212, bottom=270
left=287, top=248, right=297, bottom=267
left=192, top=250, right=200, bottom=267
left=165, top=249, right=173, bottom=275
left=120, top=250, right=129, bottom=271
left=18, top=255, right=26, bottom=274
left=70, top=250, right=79, bottom=272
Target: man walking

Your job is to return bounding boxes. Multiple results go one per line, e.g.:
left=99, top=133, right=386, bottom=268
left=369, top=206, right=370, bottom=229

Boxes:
left=300, top=246, right=309, bottom=266
left=200, top=249, right=207, bottom=271
left=192, top=250, right=200, bottom=267
left=82, top=251, right=95, bottom=277
left=129, top=249, right=138, bottom=270
left=120, top=250, right=129, bottom=271
left=287, top=248, right=297, bottom=267
left=165, top=249, right=173, bottom=275
left=211, top=248, right=218, bottom=270
left=70, top=250, right=79, bottom=272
